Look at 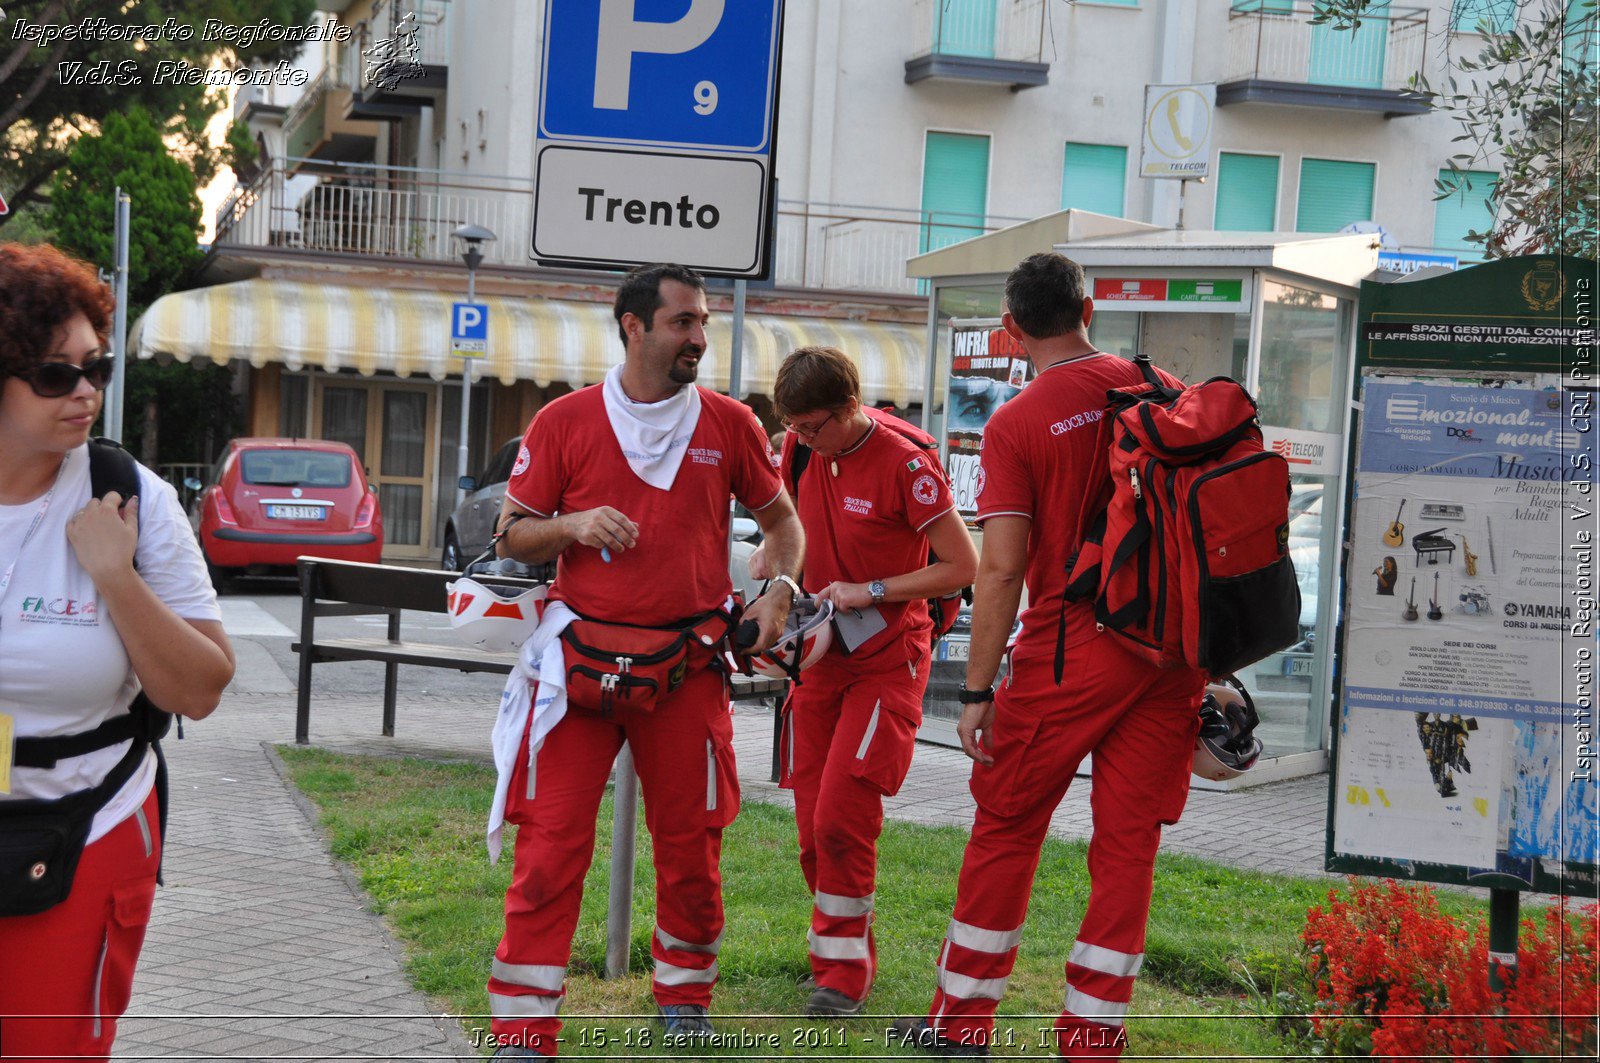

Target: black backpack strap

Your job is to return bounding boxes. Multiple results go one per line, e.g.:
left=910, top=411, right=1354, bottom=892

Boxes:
left=1132, top=354, right=1163, bottom=388
left=11, top=695, right=168, bottom=769
left=88, top=437, right=141, bottom=504
left=786, top=441, right=813, bottom=506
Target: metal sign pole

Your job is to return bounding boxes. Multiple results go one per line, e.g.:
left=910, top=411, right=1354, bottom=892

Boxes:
left=107, top=189, right=131, bottom=442
left=457, top=264, right=476, bottom=505
left=604, top=744, right=639, bottom=978
left=728, top=279, right=747, bottom=400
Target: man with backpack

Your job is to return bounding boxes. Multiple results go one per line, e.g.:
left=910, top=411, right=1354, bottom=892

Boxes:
left=753, top=346, right=976, bottom=1018
left=893, top=254, right=1207, bottom=1060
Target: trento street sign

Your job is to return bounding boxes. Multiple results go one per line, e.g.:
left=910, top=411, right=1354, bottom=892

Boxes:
left=532, top=0, right=784, bottom=277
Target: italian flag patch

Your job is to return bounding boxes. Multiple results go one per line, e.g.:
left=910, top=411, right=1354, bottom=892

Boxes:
left=906, top=457, right=924, bottom=471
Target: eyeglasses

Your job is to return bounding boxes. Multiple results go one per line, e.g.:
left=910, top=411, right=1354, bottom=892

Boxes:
left=782, top=411, right=834, bottom=439
left=13, top=356, right=115, bottom=399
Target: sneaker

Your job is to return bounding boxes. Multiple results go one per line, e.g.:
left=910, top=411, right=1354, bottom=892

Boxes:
left=797, top=973, right=818, bottom=992
left=888, top=1017, right=990, bottom=1058
left=807, top=985, right=865, bottom=1017
left=657, top=1003, right=714, bottom=1040
left=490, top=1046, right=546, bottom=1060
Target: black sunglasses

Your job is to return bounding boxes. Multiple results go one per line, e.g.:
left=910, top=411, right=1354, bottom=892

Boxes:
left=14, top=356, right=115, bottom=399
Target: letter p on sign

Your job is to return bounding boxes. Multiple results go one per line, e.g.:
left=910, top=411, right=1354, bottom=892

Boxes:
left=594, top=0, right=725, bottom=110
left=456, top=304, right=483, bottom=333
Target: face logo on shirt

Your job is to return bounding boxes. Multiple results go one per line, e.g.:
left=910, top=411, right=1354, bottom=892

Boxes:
left=512, top=445, right=531, bottom=477
left=18, top=595, right=99, bottom=627
left=975, top=466, right=987, bottom=498
left=911, top=474, right=939, bottom=506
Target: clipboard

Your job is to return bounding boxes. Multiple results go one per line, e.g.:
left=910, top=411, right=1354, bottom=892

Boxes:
left=831, top=605, right=887, bottom=653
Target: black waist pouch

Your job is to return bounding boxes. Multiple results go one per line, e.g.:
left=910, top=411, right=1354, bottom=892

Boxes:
left=0, top=737, right=148, bottom=918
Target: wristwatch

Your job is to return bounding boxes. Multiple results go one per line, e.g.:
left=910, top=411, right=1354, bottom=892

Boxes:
left=771, top=574, right=802, bottom=601
left=868, top=579, right=888, bottom=604
left=957, top=686, right=995, bottom=704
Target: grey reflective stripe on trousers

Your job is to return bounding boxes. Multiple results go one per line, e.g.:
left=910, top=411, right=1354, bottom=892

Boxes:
left=489, top=992, right=564, bottom=1019
left=936, top=966, right=1008, bottom=1001
left=947, top=918, right=1023, bottom=954
left=134, top=804, right=153, bottom=858
left=654, top=926, right=724, bottom=955
left=1063, top=985, right=1128, bottom=1026
left=654, top=958, right=719, bottom=985
left=815, top=890, right=875, bottom=918
left=491, top=959, right=567, bottom=992
left=807, top=928, right=871, bottom=961
left=1069, top=940, right=1143, bottom=979
left=706, top=739, right=716, bottom=811
left=855, top=702, right=882, bottom=760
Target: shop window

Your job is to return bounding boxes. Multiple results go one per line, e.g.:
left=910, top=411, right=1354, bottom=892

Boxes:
left=1295, top=158, right=1375, bottom=233
left=1214, top=152, right=1279, bottom=231
left=1431, top=168, right=1498, bottom=256
left=1060, top=142, right=1127, bottom=218
left=920, top=132, right=991, bottom=254
left=1088, top=311, right=1139, bottom=359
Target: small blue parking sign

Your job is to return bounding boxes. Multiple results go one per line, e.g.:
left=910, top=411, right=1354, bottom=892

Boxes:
left=451, top=301, right=488, bottom=356
left=539, top=0, right=780, bottom=153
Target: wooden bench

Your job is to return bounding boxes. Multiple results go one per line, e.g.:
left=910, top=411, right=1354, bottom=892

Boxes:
left=292, top=558, right=788, bottom=759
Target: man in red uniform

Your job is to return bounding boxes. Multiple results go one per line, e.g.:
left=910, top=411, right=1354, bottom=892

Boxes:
left=485, top=263, right=804, bottom=1058
left=758, top=346, right=977, bottom=1018
left=893, top=253, right=1205, bottom=1060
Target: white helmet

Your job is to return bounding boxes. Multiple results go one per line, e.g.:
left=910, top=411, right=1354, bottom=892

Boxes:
left=1193, top=675, right=1263, bottom=781
left=446, top=577, right=548, bottom=653
left=749, top=597, right=836, bottom=680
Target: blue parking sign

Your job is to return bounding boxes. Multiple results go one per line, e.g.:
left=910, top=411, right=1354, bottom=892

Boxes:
left=539, top=0, right=780, bottom=153
left=451, top=301, right=488, bottom=355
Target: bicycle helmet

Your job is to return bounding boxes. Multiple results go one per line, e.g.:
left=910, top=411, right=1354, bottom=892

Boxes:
left=749, top=596, right=836, bottom=680
left=1193, top=674, right=1263, bottom=781
left=446, top=576, right=548, bottom=653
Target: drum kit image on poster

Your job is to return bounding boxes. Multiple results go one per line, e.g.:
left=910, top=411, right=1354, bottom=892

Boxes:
left=1372, top=499, right=1492, bottom=621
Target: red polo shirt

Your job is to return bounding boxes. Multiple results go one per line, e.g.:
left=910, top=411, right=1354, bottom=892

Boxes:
left=782, top=407, right=955, bottom=660
left=507, top=385, right=782, bottom=625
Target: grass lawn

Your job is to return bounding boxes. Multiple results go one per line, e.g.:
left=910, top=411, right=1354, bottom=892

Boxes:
left=278, top=748, right=1490, bottom=1059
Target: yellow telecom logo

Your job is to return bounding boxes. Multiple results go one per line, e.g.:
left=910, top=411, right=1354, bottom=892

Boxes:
left=1142, top=85, right=1214, bottom=177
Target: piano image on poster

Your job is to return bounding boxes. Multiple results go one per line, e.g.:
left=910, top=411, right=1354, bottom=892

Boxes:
left=1411, top=526, right=1456, bottom=567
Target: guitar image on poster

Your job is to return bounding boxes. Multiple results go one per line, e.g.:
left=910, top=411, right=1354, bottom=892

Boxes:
left=1403, top=577, right=1419, bottom=621
left=1383, top=499, right=1407, bottom=547
left=1427, top=573, right=1443, bottom=621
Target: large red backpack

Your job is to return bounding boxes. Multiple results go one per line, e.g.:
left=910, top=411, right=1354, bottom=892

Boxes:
left=1059, top=356, right=1300, bottom=681
left=787, top=412, right=967, bottom=647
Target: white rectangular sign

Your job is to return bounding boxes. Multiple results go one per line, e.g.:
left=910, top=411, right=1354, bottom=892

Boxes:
left=532, top=146, right=767, bottom=274
left=1140, top=83, right=1215, bottom=180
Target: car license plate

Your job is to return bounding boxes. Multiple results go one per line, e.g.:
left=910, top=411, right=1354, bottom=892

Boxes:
left=267, top=505, right=326, bottom=521
left=939, top=639, right=970, bottom=662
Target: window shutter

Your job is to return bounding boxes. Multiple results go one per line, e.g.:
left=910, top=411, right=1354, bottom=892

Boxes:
left=1215, top=152, right=1280, bottom=231
left=1432, top=169, right=1498, bottom=255
left=1296, top=158, right=1376, bottom=232
left=921, top=132, right=991, bottom=253
left=1061, top=142, right=1127, bottom=218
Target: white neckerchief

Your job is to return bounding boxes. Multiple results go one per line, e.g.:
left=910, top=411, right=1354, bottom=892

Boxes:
left=602, top=365, right=702, bottom=491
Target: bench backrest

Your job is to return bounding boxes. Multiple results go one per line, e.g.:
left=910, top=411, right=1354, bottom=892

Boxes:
left=297, top=557, right=546, bottom=614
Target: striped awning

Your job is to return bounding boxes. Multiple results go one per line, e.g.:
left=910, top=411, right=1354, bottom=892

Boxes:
left=135, top=279, right=935, bottom=407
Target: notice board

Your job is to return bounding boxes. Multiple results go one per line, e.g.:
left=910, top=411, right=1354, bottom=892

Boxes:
left=1328, top=256, right=1596, bottom=896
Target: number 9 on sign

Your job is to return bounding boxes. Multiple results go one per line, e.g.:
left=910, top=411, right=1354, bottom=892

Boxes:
left=693, top=80, right=718, bottom=115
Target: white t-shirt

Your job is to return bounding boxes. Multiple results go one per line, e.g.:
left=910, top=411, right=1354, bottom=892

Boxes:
left=0, top=445, right=220, bottom=843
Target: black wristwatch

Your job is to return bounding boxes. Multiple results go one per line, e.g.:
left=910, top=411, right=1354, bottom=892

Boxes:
left=957, top=686, right=995, bottom=704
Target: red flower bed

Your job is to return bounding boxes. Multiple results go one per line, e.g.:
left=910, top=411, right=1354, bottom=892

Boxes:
left=1302, top=879, right=1598, bottom=1060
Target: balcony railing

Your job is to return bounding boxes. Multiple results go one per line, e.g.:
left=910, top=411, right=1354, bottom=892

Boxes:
left=908, top=0, right=1048, bottom=64
left=212, top=161, right=1026, bottom=296
left=1222, top=1, right=1430, bottom=103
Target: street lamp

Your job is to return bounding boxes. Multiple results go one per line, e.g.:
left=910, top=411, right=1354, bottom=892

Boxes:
left=451, top=223, right=496, bottom=507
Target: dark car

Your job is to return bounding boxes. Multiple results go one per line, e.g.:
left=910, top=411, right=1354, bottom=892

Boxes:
left=442, top=437, right=523, bottom=571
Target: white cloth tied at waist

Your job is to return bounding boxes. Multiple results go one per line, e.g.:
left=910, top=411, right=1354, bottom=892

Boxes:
left=487, top=600, right=576, bottom=864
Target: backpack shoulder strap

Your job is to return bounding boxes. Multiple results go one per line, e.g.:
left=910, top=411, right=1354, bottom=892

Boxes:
left=88, top=437, right=141, bottom=504
left=1131, top=353, right=1163, bottom=388
left=785, top=441, right=813, bottom=506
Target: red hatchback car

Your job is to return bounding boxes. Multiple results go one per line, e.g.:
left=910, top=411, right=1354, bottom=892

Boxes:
left=195, top=438, right=383, bottom=580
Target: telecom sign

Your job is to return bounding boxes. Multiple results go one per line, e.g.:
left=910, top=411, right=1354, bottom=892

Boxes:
left=451, top=302, right=488, bottom=356
left=532, top=0, right=784, bottom=278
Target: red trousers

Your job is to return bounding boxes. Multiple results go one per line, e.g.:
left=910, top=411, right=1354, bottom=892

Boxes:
left=780, top=643, right=927, bottom=1001
left=487, top=661, right=738, bottom=1056
left=0, top=785, right=161, bottom=1063
left=922, top=636, right=1203, bottom=1060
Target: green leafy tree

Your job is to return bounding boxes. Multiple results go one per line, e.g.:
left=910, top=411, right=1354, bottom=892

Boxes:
left=1314, top=0, right=1597, bottom=258
left=48, top=107, right=237, bottom=466
left=0, top=0, right=317, bottom=225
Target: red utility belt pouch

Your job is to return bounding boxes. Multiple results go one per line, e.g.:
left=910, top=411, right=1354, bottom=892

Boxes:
left=560, top=611, right=732, bottom=716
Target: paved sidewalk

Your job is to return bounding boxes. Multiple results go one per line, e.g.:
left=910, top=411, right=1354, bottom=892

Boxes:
left=116, top=659, right=1331, bottom=1060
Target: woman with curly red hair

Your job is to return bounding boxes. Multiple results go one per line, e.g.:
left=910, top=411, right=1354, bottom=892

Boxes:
left=0, top=243, right=234, bottom=1060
